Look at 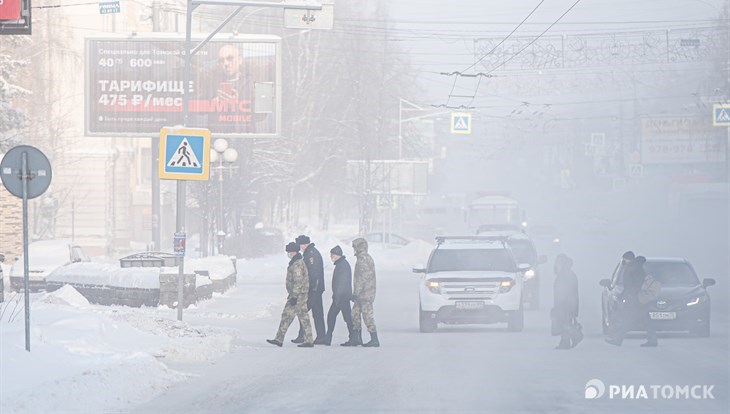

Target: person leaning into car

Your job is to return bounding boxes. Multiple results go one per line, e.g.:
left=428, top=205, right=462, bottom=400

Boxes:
left=606, top=255, right=658, bottom=347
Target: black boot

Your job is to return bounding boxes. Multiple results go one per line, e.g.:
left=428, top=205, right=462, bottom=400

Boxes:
left=266, top=339, right=283, bottom=347
left=555, top=336, right=571, bottom=350
left=314, top=335, right=332, bottom=345
left=363, top=332, right=380, bottom=347
left=341, top=329, right=362, bottom=346
left=316, top=334, right=332, bottom=346
left=291, top=329, right=304, bottom=344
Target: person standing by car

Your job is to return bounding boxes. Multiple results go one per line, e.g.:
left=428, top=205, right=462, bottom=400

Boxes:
left=343, top=238, right=379, bottom=347
left=606, top=255, right=658, bottom=347
left=291, top=235, right=327, bottom=345
left=322, top=245, right=354, bottom=346
left=551, top=253, right=582, bottom=349
left=267, top=243, right=313, bottom=348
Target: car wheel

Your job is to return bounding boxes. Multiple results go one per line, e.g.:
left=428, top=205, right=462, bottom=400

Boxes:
left=419, top=306, right=437, bottom=333
left=507, top=308, right=524, bottom=332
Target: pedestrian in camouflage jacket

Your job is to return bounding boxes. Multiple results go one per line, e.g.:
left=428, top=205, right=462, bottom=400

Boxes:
left=349, top=237, right=379, bottom=347
left=268, top=242, right=313, bottom=347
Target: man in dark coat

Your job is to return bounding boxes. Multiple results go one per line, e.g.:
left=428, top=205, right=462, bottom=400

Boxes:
left=291, top=235, right=327, bottom=344
left=322, top=245, right=354, bottom=346
left=552, top=253, right=582, bottom=349
left=606, top=255, right=658, bottom=347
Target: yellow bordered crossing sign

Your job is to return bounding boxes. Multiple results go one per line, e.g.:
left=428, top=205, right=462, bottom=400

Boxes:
left=159, top=127, right=211, bottom=181
left=713, top=104, right=730, bottom=127
left=451, top=112, right=472, bottom=134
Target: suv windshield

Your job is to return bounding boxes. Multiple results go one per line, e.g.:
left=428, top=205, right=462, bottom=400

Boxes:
left=644, top=262, right=700, bottom=286
left=428, top=249, right=516, bottom=273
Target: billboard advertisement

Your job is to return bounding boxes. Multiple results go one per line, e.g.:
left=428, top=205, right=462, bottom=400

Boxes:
left=85, top=34, right=281, bottom=137
left=0, top=0, right=31, bottom=35
left=641, top=116, right=725, bottom=164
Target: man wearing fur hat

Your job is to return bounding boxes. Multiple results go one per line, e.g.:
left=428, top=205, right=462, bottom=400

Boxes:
left=267, top=242, right=314, bottom=347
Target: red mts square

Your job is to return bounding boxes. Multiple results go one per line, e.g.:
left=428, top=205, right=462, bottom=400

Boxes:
left=0, top=0, right=22, bottom=20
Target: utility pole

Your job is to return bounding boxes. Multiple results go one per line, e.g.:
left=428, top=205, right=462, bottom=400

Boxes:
left=151, top=0, right=161, bottom=251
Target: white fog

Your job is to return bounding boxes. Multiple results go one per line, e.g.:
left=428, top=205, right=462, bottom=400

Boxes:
left=0, top=1, right=728, bottom=413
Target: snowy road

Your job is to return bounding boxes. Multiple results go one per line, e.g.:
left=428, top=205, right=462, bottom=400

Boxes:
left=130, top=266, right=729, bottom=414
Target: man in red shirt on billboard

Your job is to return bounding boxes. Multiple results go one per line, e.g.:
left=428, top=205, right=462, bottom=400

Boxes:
left=0, top=0, right=22, bottom=21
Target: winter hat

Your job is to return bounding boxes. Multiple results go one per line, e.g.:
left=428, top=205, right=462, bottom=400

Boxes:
left=285, top=242, right=300, bottom=252
left=622, top=251, right=635, bottom=261
left=295, top=235, right=311, bottom=245
left=330, top=245, right=343, bottom=256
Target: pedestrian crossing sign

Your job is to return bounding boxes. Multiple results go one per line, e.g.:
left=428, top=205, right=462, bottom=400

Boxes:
left=450, top=112, right=472, bottom=135
left=159, top=127, right=210, bottom=181
left=713, top=104, right=730, bottom=127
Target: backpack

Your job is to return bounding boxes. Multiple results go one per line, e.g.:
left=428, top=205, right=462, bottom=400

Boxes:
left=638, top=274, right=661, bottom=305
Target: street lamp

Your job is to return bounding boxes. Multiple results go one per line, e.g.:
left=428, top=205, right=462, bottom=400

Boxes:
left=210, top=138, right=238, bottom=255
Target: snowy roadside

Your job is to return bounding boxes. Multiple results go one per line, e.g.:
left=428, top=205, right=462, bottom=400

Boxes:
left=0, top=253, right=284, bottom=414
left=0, top=238, right=430, bottom=414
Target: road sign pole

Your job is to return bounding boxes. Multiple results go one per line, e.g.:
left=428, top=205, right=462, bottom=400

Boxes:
left=21, top=151, right=30, bottom=352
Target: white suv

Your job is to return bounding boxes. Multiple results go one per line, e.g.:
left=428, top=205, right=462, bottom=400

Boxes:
left=414, top=236, right=527, bottom=333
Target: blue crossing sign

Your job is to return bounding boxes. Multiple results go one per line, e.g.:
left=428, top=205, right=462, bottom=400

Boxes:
left=451, top=112, right=472, bottom=134
left=713, top=104, right=730, bottom=127
left=159, top=127, right=210, bottom=181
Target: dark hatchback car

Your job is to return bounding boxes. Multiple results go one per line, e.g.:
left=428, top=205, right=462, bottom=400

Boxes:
left=599, top=257, right=715, bottom=337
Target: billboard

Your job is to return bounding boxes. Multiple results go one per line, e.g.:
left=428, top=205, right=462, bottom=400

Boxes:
left=641, top=116, right=725, bottom=164
left=85, top=34, right=281, bottom=137
left=0, top=0, right=31, bottom=35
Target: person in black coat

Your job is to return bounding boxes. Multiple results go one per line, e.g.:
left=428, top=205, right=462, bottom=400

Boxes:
left=291, top=235, right=327, bottom=344
left=606, top=255, right=657, bottom=347
left=322, top=245, right=354, bottom=346
left=552, top=253, right=582, bottom=349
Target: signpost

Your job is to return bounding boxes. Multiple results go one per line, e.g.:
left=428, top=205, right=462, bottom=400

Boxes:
left=159, top=127, right=209, bottom=320
left=0, top=145, right=52, bottom=352
left=713, top=104, right=730, bottom=182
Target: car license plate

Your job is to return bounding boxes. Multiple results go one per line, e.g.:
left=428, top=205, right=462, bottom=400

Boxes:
left=650, top=312, right=676, bottom=320
left=455, top=301, right=484, bottom=310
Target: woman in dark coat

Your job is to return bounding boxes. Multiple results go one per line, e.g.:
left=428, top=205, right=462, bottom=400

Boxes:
left=552, top=253, right=582, bottom=349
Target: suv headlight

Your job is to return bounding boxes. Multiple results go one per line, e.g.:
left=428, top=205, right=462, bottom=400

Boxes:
left=426, top=280, right=441, bottom=294
left=524, top=269, right=536, bottom=280
left=687, top=295, right=708, bottom=307
left=499, top=280, right=515, bottom=293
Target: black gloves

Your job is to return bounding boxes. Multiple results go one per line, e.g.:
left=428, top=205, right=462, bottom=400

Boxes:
left=287, top=297, right=297, bottom=306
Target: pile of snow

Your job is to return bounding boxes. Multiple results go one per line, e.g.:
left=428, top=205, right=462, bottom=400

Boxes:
left=0, top=287, right=234, bottom=414
left=47, top=263, right=160, bottom=289
left=184, top=256, right=236, bottom=281
left=41, top=284, right=90, bottom=307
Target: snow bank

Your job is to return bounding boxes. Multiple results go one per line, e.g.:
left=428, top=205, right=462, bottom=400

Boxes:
left=184, top=256, right=236, bottom=281
left=41, top=284, right=90, bottom=307
left=47, top=262, right=161, bottom=289
left=0, top=293, right=234, bottom=414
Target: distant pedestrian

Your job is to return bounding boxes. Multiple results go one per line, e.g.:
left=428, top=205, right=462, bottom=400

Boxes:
left=606, top=255, right=658, bottom=347
left=322, top=245, right=354, bottom=346
left=551, top=253, right=582, bottom=349
left=267, top=242, right=313, bottom=348
left=343, top=238, right=379, bottom=347
left=290, top=235, right=327, bottom=345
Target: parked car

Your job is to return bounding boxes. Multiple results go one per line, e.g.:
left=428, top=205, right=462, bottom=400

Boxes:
left=414, top=236, right=528, bottom=333
left=9, top=240, right=90, bottom=291
left=599, top=257, right=715, bottom=337
left=475, top=227, right=546, bottom=310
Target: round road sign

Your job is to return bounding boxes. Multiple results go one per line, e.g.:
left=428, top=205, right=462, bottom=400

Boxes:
left=0, top=145, right=52, bottom=199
